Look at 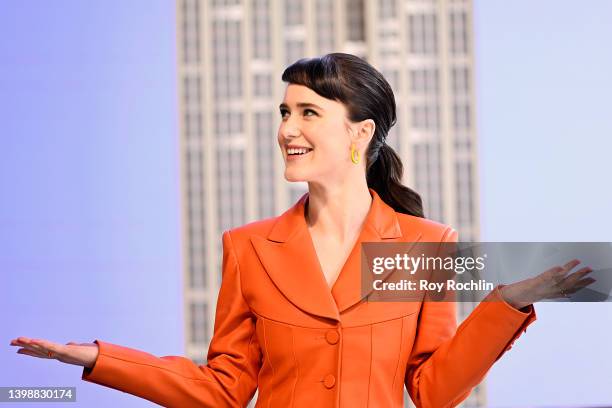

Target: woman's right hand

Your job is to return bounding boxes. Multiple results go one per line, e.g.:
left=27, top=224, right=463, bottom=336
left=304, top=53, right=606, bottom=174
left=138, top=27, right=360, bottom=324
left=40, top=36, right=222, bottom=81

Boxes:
left=10, top=337, right=99, bottom=369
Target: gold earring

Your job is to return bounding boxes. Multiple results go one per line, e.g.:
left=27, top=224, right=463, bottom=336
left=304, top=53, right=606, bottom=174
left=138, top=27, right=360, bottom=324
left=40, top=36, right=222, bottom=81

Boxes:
left=351, top=143, right=360, bottom=164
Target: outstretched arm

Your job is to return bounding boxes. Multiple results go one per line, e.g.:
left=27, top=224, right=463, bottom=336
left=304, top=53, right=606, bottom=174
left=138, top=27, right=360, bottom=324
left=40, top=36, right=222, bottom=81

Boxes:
left=404, top=228, right=537, bottom=408
left=11, top=230, right=261, bottom=408
left=81, top=230, right=261, bottom=407
left=404, top=227, right=594, bottom=408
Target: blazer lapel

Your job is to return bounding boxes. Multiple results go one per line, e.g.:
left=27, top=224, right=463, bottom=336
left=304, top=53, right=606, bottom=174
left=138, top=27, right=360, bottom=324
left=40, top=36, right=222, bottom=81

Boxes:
left=331, top=188, right=422, bottom=313
left=249, top=188, right=423, bottom=321
left=250, top=192, right=340, bottom=321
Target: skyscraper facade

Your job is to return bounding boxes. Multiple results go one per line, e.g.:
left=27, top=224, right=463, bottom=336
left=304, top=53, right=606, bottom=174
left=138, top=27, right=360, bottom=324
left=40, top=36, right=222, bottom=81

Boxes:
left=177, top=0, right=481, bottom=405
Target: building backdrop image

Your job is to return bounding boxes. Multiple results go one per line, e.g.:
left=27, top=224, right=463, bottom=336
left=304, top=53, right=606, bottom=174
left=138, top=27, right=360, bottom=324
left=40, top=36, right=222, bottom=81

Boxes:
left=177, top=0, right=481, bottom=406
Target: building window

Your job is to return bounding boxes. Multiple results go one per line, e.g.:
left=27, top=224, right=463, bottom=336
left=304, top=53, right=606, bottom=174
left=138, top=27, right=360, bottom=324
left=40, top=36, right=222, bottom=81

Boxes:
left=186, top=147, right=206, bottom=289
left=316, top=0, right=335, bottom=54
left=346, top=0, right=366, bottom=41
left=411, top=104, right=440, bottom=131
left=379, top=0, right=397, bottom=20
left=285, top=0, right=304, bottom=26
left=181, top=0, right=200, bottom=64
left=255, top=112, right=276, bottom=219
left=455, top=160, right=473, bottom=226
left=216, top=146, right=246, bottom=232
left=183, top=74, right=203, bottom=141
left=253, top=73, right=272, bottom=97
left=213, top=20, right=243, bottom=100
left=285, top=39, right=305, bottom=66
left=252, top=0, right=271, bottom=59
left=450, top=10, right=469, bottom=55
left=451, top=66, right=470, bottom=95
left=453, top=103, right=471, bottom=129
left=412, top=141, right=443, bottom=222
left=410, top=68, right=439, bottom=94
left=408, top=13, right=438, bottom=55
left=190, top=301, right=208, bottom=343
left=212, top=0, right=240, bottom=6
left=382, top=69, right=399, bottom=91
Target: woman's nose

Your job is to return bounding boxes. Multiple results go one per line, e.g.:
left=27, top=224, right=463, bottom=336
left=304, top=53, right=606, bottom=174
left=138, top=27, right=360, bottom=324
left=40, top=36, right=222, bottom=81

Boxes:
left=280, top=122, right=301, bottom=140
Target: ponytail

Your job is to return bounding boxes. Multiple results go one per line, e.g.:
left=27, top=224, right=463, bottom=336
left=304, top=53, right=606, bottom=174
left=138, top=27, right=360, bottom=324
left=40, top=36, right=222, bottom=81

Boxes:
left=366, top=143, right=424, bottom=218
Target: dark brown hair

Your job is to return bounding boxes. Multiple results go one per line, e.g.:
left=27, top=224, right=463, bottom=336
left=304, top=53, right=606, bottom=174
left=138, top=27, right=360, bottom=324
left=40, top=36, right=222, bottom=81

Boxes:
left=281, top=52, right=424, bottom=218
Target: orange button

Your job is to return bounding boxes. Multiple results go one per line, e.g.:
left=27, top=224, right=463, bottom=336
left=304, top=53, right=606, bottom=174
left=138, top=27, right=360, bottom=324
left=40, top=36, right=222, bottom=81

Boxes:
left=325, top=330, right=340, bottom=345
left=323, top=374, right=336, bottom=389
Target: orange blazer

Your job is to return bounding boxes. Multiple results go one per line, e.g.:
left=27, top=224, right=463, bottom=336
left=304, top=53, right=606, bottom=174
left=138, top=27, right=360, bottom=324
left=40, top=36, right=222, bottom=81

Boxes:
left=81, top=188, right=536, bottom=408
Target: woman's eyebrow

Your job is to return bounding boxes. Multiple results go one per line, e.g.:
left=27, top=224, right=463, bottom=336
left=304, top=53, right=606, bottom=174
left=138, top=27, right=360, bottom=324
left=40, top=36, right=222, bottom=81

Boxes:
left=279, top=102, right=324, bottom=111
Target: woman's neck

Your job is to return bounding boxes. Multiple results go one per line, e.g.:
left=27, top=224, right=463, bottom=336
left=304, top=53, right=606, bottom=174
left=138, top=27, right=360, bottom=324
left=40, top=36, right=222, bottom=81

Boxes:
left=304, top=182, right=373, bottom=241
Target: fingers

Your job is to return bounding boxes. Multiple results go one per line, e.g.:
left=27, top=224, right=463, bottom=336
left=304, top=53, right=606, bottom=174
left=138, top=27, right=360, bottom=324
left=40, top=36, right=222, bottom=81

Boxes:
left=562, top=266, right=594, bottom=285
left=10, top=337, right=67, bottom=359
left=562, top=259, right=581, bottom=271
left=16, top=348, right=49, bottom=358
left=11, top=339, right=52, bottom=359
left=564, top=277, right=596, bottom=295
left=10, top=338, right=46, bottom=354
left=551, top=259, right=581, bottom=284
left=557, top=264, right=596, bottom=295
left=538, top=259, right=597, bottom=300
left=10, top=336, right=33, bottom=345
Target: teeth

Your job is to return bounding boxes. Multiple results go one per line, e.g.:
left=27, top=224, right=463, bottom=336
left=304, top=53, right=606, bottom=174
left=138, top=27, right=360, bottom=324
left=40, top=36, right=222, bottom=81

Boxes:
left=288, top=147, right=311, bottom=155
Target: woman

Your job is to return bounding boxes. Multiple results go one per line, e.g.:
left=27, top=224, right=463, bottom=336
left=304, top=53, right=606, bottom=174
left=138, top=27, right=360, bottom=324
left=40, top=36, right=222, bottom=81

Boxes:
left=11, top=53, right=594, bottom=408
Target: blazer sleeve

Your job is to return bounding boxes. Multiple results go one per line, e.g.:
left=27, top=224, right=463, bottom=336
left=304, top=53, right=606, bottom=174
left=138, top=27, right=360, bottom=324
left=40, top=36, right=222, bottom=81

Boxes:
left=81, top=230, right=262, bottom=408
left=404, top=227, right=537, bottom=408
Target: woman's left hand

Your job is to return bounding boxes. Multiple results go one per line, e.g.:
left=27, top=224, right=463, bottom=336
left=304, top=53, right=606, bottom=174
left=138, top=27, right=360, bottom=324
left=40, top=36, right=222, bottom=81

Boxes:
left=500, top=259, right=596, bottom=309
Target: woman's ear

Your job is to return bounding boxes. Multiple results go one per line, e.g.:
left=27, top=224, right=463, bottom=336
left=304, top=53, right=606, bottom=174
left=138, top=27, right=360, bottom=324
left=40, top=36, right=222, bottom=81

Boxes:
left=345, top=118, right=375, bottom=148
left=357, top=119, right=376, bottom=145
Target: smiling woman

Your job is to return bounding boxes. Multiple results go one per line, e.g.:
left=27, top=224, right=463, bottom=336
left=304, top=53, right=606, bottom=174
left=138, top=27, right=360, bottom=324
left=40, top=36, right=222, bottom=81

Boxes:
left=11, top=53, right=595, bottom=408
left=277, top=54, right=424, bottom=220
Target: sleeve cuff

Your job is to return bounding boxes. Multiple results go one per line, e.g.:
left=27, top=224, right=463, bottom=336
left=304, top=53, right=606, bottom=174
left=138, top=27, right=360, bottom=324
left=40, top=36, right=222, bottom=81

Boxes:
left=484, top=284, right=538, bottom=338
left=491, top=284, right=535, bottom=316
left=81, top=340, right=102, bottom=382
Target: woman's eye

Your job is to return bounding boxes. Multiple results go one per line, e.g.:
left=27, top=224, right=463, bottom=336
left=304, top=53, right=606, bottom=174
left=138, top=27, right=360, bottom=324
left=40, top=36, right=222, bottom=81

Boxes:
left=279, top=109, right=317, bottom=118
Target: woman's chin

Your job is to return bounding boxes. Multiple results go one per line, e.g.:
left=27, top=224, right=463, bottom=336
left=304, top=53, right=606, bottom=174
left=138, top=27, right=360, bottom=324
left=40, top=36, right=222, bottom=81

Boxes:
left=284, top=170, right=309, bottom=183
left=285, top=175, right=307, bottom=183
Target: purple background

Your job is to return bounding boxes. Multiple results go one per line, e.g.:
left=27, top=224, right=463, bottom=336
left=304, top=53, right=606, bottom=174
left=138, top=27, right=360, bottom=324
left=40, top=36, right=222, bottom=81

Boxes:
left=1, top=0, right=611, bottom=406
